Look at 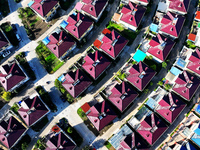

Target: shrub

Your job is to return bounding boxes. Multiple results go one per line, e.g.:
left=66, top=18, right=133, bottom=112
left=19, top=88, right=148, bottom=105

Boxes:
left=162, top=62, right=167, bottom=69
left=21, top=142, right=28, bottom=150
left=157, top=81, right=163, bottom=86
left=67, top=127, right=73, bottom=134
left=2, top=91, right=12, bottom=101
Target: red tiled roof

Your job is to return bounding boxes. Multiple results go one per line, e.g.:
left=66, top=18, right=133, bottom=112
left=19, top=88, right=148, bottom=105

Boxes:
left=188, top=33, right=196, bottom=42
left=46, top=132, right=76, bottom=150
left=82, top=50, right=111, bottom=79
left=81, top=0, right=108, bottom=19
left=160, top=12, right=185, bottom=38
left=87, top=100, right=117, bottom=131
left=108, top=81, right=138, bottom=112
left=62, top=69, right=92, bottom=98
left=168, top=0, right=190, bottom=14
left=65, top=12, right=93, bottom=40
left=148, top=34, right=175, bottom=61
left=93, top=39, right=102, bottom=49
left=0, top=116, right=26, bottom=148
left=81, top=102, right=91, bottom=113
left=31, top=0, right=58, bottom=17
left=156, top=93, right=186, bottom=123
left=18, top=96, right=49, bottom=126
left=47, top=30, right=75, bottom=58
left=120, top=2, right=146, bottom=28
left=0, top=63, right=26, bottom=91
left=0, top=30, right=9, bottom=49
left=102, top=28, right=111, bottom=35
left=136, top=112, right=168, bottom=145
left=172, top=71, right=200, bottom=101
left=187, top=48, right=200, bottom=75
left=195, top=11, right=200, bottom=20
left=126, top=61, right=156, bottom=91
left=99, top=29, right=128, bottom=59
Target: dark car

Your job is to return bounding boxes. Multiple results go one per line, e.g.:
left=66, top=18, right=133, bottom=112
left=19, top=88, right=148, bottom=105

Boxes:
left=11, top=24, right=17, bottom=32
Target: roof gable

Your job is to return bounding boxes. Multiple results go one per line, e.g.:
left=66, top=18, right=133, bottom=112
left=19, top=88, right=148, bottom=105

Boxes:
left=168, top=0, right=190, bottom=13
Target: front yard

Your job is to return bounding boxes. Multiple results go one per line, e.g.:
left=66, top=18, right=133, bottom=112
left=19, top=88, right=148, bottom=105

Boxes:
left=35, top=42, right=64, bottom=74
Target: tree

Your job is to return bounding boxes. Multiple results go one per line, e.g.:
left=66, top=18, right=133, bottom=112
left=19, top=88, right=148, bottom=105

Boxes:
left=66, top=93, right=74, bottom=103
left=157, top=81, right=163, bottom=86
left=147, top=55, right=153, bottom=60
left=67, top=127, right=73, bottom=134
left=21, top=142, right=28, bottom=150
left=2, top=92, right=12, bottom=101
left=162, top=62, right=167, bottom=69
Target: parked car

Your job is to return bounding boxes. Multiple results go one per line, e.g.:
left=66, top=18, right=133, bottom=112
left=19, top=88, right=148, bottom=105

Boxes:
left=11, top=24, right=17, bottom=32
left=16, top=33, right=21, bottom=41
left=2, top=50, right=11, bottom=58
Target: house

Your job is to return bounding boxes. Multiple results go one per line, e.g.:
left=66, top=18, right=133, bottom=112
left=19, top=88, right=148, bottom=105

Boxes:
left=172, top=71, right=200, bottom=101
left=93, top=28, right=128, bottom=59
left=28, top=0, right=60, bottom=22
left=0, top=29, right=12, bottom=54
left=107, top=81, right=138, bottom=112
left=167, top=0, right=190, bottom=15
left=46, top=125, right=76, bottom=150
left=44, top=28, right=76, bottom=59
left=155, top=92, right=186, bottom=123
left=0, top=62, right=29, bottom=91
left=136, top=112, right=168, bottom=145
left=195, top=10, right=200, bottom=22
left=147, top=34, right=175, bottom=62
left=60, top=12, right=94, bottom=41
left=119, top=2, right=146, bottom=31
left=159, top=11, right=185, bottom=39
left=126, top=61, right=156, bottom=91
left=18, top=95, right=50, bottom=127
left=78, top=0, right=108, bottom=22
left=62, top=68, right=92, bottom=98
left=87, top=100, right=117, bottom=131
left=130, top=0, right=149, bottom=6
left=0, top=115, right=27, bottom=149
left=81, top=50, right=111, bottom=79
left=187, top=48, right=200, bottom=77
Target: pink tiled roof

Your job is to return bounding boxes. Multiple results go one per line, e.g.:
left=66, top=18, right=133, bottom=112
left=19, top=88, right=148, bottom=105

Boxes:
left=62, top=69, right=92, bottom=98
left=156, top=93, right=186, bottom=123
left=0, top=30, right=9, bottom=49
left=172, top=71, right=200, bottom=101
left=136, top=112, right=168, bottom=145
left=18, top=96, right=49, bottom=126
left=0, top=63, right=26, bottom=91
left=87, top=100, right=117, bottom=131
left=81, top=0, right=108, bottom=18
left=99, top=29, right=128, bottom=59
left=82, top=50, right=111, bottom=79
left=108, top=81, right=138, bottom=112
left=160, top=12, right=185, bottom=38
left=168, top=0, right=190, bottom=14
left=0, top=116, right=26, bottom=148
left=126, top=61, right=156, bottom=91
left=65, top=12, right=93, bottom=40
left=120, top=2, right=146, bottom=28
left=47, top=30, right=75, bottom=58
left=148, top=34, right=175, bottom=61
left=31, top=0, right=58, bottom=17
left=187, top=48, right=200, bottom=75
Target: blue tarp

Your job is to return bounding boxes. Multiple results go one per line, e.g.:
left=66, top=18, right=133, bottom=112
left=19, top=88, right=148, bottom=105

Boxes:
left=176, top=58, right=186, bottom=68
left=60, top=20, right=68, bottom=29
left=150, top=23, right=158, bottom=33
left=133, top=50, right=147, bottom=63
left=28, top=1, right=34, bottom=7
left=170, top=66, right=182, bottom=76
left=42, top=37, right=50, bottom=45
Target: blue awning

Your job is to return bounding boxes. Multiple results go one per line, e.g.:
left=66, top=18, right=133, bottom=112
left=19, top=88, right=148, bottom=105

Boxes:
left=60, top=20, right=68, bottom=29
left=42, top=37, right=50, bottom=45
left=150, top=23, right=158, bottom=33
left=133, top=49, right=147, bottom=63
left=175, top=58, right=186, bottom=68
left=28, top=1, right=34, bottom=7
left=170, top=66, right=182, bottom=76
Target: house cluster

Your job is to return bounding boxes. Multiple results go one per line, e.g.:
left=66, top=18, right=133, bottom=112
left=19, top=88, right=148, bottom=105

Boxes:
left=0, top=28, right=13, bottom=55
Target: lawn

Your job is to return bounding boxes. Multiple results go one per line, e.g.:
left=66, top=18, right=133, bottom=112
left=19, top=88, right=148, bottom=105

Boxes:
left=10, top=103, right=20, bottom=115
left=36, top=42, right=64, bottom=74
left=36, top=86, right=57, bottom=111
left=15, top=52, right=36, bottom=80
left=107, top=21, right=140, bottom=45
left=0, top=0, right=10, bottom=17
left=31, top=116, right=49, bottom=132
left=1, top=22, right=19, bottom=46
left=116, top=69, right=127, bottom=81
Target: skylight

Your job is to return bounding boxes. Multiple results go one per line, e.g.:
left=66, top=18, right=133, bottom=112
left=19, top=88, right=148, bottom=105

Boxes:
left=93, top=59, right=100, bottom=67
left=112, top=39, right=118, bottom=46
left=73, top=79, right=80, bottom=86
left=139, top=71, right=146, bottom=79
left=172, top=18, right=178, bottom=26
left=76, top=20, right=82, bottom=27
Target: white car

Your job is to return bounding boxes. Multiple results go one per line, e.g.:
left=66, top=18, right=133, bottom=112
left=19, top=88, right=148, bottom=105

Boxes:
left=2, top=50, right=11, bottom=58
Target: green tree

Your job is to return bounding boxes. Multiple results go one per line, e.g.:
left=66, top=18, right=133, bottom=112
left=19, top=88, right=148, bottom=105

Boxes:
left=157, top=81, right=163, bottom=86
left=162, top=62, right=167, bottom=69
left=66, top=94, right=74, bottom=103
left=21, top=142, right=28, bottom=150
left=2, top=92, right=12, bottom=101
left=147, top=55, right=153, bottom=60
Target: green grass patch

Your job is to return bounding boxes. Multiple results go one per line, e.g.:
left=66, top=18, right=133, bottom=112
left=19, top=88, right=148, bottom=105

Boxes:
left=116, top=69, right=127, bottom=81
left=36, top=86, right=57, bottom=111
left=10, top=103, right=20, bottom=115
left=77, top=107, right=87, bottom=121
left=186, top=40, right=196, bottom=49
left=15, top=52, right=36, bottom=80
left=31, top=116, right=49, bottom=132
left=105, top=141, right=112, bottom=149
left=0, top=0, right=10, bottom=17
left=36, top=42, right=64, bottom=74
left=1, top=22, right=19, bottom=46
